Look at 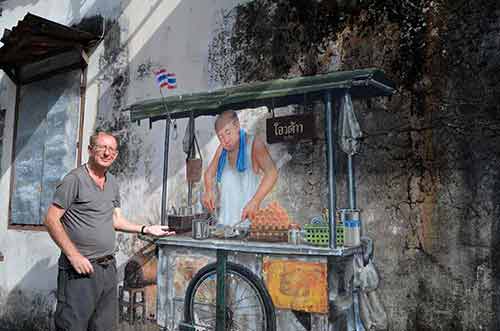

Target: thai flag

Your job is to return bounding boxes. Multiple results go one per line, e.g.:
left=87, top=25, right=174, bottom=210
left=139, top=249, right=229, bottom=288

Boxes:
left=156, top=69, right=177, bottom=89
left=167, top=73, right=177, bottom=89
left=155, top=69, right=169, bottom=88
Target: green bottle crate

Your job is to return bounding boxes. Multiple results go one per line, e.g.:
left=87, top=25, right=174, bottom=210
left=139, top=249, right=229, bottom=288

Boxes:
left=303, top=224, right=330, bottom=247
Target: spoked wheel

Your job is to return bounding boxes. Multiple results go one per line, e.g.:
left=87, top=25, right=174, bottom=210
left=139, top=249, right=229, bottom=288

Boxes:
left=184, top=262, right=276, bottom=331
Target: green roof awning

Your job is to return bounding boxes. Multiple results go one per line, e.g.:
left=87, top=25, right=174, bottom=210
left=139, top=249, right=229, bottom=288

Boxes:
left=124, top=68, right=396, bottom=122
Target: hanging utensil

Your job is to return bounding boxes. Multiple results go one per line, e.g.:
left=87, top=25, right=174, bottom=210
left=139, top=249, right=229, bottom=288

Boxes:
left=186, top=132, right=203, bottom=183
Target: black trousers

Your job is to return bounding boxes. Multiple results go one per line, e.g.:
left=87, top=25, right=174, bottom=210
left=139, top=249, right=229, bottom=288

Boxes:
left=55, top=256, right=117, bottom=331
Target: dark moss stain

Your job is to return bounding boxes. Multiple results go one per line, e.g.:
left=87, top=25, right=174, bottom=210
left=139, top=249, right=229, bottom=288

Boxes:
left=94, top=19, right=145, bottom=179
left=136, top=60, right=153, bottom=81
left=208, top=8, right=238, bottom=86
left=103, top=20, right=122, bottom=65
left=492, top=175, right=500, bottom=329
left=226, top=0, right=431, bottom=89
left=230, top=0, right=345, bottom=81
left=111, top=72, right=130, bottom=108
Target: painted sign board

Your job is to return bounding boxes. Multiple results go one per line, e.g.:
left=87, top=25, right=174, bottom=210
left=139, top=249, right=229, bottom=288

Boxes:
left=262, top=258, right=328, bottom=313
left=266, top=113, right=315, bottom=144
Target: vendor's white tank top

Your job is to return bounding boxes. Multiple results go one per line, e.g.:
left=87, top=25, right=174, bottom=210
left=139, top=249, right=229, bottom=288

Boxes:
left=218, top=135, right=259, bottom=226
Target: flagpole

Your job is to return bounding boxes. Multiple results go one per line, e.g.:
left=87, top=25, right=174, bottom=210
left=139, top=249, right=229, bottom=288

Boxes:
left=159, top=88, right=169, bottom=112
left=156, top=69, right=177, bottom=228
left=159, top=86, right=172, bottom=228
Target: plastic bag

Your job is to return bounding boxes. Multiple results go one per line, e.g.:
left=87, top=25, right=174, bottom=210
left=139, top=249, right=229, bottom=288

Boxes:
left=359, top=290, right=388, bottom=330
left=352, top=255, right=379, bottom=291
left=338, top=92, right=362, bottom=155
left=352, top=255, right=387, bottom=330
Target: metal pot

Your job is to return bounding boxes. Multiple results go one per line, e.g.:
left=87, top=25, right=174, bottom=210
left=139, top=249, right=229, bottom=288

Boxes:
left=192, top=219, right=210, bottom=240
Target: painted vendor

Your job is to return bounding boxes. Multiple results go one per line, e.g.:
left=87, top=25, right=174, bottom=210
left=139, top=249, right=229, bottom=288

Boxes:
left=202, top=110, right=278, bottom=226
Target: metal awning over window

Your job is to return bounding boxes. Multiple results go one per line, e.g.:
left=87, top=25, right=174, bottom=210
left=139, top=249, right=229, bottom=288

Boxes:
left=0, top=13, right=99, bottom=84
left=123, top=68, right=396, bottom=122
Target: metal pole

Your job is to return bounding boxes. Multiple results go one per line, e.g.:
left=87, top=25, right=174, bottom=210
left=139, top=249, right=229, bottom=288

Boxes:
left=160, top=118, right=171, bottom=226
left=348, top=154, right=356, bottom=209
left=216, top=250, right=227, bottom=331
left=187, top=114, right=195, bottom=208
left=325, top=91, right=337, bottom=249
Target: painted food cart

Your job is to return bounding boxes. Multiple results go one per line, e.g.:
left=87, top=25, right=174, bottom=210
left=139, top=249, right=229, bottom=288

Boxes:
left=125, top=68, right=395, bottom=331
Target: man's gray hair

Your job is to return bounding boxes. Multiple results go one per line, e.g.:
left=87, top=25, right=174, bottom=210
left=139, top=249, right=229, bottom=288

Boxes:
left=89, top=131, right=119, bottom=148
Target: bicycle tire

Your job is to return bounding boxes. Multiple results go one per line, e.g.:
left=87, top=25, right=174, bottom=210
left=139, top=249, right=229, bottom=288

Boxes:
left=184, top=262, right=276, bottom=331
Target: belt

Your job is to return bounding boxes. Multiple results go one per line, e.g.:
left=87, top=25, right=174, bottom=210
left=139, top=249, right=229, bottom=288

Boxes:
left=89, top=255, right=115, bottom=265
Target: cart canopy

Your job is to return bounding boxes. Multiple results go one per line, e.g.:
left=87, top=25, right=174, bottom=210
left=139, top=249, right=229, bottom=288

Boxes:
left=123, top=68, right=395, bottom=122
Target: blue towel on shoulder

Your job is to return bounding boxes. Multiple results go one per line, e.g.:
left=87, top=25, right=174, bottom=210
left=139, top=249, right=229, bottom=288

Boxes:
left=216, top=129, right=246, bottom=183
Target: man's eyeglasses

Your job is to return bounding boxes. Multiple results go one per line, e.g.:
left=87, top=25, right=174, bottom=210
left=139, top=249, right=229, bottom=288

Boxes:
left=92, top=144, right=118, bottom=155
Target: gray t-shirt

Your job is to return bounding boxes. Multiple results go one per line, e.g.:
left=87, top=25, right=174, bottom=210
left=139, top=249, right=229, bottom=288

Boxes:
left=53, top=164, right=120, bottom=260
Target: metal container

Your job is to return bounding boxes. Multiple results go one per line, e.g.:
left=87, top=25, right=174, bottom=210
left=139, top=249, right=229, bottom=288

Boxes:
left=338, top=209, right=361, bottom=247
left=288, top=228, right=301, bottom=245
left=192, top=219, right=210, bottom=240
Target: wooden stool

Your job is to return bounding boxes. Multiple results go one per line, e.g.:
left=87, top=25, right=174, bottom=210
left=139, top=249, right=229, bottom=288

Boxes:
left=119, top=286, right=146, bottom=324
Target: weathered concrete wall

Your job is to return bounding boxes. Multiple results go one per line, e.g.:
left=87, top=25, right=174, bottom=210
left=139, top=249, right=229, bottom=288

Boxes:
left=205, top=0, right=500, bottom=330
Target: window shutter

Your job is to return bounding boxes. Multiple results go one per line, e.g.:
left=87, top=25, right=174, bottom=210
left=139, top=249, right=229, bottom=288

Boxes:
left=11, top=70, right=81, bottom=225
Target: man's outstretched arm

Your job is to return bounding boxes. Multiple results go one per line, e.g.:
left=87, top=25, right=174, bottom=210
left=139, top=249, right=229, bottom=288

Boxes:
left=112, top=208, right=175, bottom=236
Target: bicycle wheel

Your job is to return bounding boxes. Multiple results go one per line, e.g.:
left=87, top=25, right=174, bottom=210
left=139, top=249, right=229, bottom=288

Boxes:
left=184, top=262, right=276, bottom=331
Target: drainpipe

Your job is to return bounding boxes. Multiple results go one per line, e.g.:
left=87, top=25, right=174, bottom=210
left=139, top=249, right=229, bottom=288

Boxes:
left=325, top=91, right=337, bottom=249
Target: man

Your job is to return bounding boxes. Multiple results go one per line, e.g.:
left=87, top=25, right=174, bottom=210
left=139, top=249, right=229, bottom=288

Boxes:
left=44, top=131, right=174, bottom=331
left=203, top=110, right=278, bottom=225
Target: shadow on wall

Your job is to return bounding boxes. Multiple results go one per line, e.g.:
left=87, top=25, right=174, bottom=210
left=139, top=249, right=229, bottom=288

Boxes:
left=0, top=258, right=57, bottom=331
